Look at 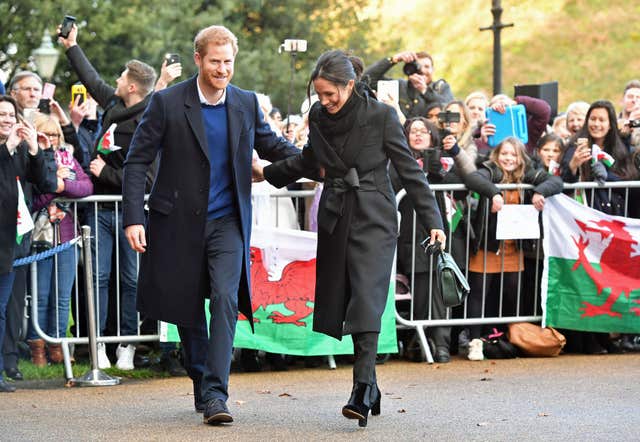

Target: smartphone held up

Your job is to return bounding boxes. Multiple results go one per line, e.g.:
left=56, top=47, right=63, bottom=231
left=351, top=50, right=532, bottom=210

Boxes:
left=58, top=15, right=76, bottom=38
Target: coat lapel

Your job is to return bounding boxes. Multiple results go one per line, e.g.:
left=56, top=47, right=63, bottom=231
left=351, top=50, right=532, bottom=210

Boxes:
left=225, top=86, right=244, bottom=160
left=183, top=77, right=209, bottom=161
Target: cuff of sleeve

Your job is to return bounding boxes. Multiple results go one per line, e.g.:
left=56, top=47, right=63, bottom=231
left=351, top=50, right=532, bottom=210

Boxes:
left=449, top=143, right=461, bottom=156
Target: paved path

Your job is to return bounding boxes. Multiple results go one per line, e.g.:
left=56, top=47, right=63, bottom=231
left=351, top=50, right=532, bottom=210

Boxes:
left=1, top=354, right=639, bottom=441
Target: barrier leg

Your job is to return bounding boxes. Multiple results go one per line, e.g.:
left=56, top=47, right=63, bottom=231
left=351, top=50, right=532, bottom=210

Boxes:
left=415, top=325, right=434, bottom=364
left=327, top=354, right=336, bottom=370
left=73, top=225, right=120, bottom=387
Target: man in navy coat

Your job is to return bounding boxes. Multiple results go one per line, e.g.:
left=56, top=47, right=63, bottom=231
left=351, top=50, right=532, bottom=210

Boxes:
left=123, top=25, right=299, bottom=424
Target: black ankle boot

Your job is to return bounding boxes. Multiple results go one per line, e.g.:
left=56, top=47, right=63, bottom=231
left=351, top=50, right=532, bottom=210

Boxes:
left=342, top=383, right=381, bottom=427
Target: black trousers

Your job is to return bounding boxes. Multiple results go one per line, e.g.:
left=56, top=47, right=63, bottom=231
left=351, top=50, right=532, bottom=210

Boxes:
left=352, top=332, right=378, bottom=385
left=2, top=267, right=27, bottom=370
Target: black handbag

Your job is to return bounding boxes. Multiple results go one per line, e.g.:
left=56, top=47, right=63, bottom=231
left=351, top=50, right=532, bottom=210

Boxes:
left=421, top=239, right=470, bottom=307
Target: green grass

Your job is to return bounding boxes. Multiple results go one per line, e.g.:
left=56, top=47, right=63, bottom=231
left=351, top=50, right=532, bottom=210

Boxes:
left=16, top=358, right=170, bottom=382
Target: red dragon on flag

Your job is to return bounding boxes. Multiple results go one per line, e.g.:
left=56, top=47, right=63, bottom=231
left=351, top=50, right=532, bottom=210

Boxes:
left=572, top=218, right=640, bottom=318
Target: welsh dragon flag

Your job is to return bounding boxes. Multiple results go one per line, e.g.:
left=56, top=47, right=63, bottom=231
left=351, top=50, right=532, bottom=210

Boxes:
left=542, top=194, right=640, bottom=333
left=96, top=123, right=121, bottom=155
left=161, top=226, right=398, bottom=355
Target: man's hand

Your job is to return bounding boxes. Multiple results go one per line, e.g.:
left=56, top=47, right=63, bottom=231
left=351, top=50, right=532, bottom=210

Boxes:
left=57, top=23, right=78, bottom=49
left=252, top=154, right=265, bottom=182
left=391, top=51, right=418, bottom=64
left=125, top=225, right=147, bottom=253
left=154, top=60, right=183, bottom=91
left=89, top=156, right=106, bottom=177
left=408, top=73, right=427, bottom=94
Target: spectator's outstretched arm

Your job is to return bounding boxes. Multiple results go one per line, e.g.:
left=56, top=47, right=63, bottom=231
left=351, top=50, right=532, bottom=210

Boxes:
left=362, top=57, right=396, bottom=88
left=58, top=24, right=115, bottom=108
left=515, top=95, right=551, bottom=151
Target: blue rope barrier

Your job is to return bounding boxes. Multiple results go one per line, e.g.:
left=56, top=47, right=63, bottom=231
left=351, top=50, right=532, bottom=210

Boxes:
left=12, top=237, right=81, bottom=268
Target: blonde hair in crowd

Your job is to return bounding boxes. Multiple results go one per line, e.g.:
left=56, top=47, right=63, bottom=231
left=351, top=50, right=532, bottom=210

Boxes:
left=194, top=25, right=238, bottom=56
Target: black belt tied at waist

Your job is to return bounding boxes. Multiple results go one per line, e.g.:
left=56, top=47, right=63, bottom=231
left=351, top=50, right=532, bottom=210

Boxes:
left=321, top=167, right=380, bottom=234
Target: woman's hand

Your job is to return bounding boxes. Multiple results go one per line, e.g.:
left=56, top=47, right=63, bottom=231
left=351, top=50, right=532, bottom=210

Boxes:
left=532, top=193, right=545, bottom=211
left=569, top=139, right=591, bottom=174
left=57, top=166, right=71, bottom=180
left=491, top=193, right=504, bottom=212
left=442, top=134, right=457, bottom=151
left=480, top=122, right=496, bottom=143
left=428, top=229, right=447, bottom=249
left=18, top=122, right=39, bottom=155
left=50, top=99, right=70, bottom=126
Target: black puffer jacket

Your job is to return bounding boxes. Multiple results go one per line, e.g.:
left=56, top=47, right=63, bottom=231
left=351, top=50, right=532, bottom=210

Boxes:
left=471, top=161, right=563, bottom=254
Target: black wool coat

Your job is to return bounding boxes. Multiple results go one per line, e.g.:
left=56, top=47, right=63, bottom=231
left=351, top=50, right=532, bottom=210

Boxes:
left=264, top=95, right=443, bottom=339
left=0, top=143, right=57, bottom=274
left=122, top=78, right=300, bottom=327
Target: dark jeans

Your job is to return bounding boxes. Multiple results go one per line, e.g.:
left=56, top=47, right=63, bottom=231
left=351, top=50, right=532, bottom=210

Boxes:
left=0, top=272, right=16, bottom=378
left=85, top=207, right=138, bottom=336
left=178, top=214, right=243, bottom=402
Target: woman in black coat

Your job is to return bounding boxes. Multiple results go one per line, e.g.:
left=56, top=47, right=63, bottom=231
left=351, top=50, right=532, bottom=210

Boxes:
left=259, top=50, right=445, bottom=427
left=0, top=96, right=56, bottom=392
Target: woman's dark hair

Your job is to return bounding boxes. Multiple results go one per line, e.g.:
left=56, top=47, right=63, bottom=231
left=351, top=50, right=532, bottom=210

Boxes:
left=306, top=50, right=362, bottom=104
left=0, top=95, right=19, bottom=118
left=572, top=100, right=635, bottom=180
left=403, top=117, right=440, bottom=150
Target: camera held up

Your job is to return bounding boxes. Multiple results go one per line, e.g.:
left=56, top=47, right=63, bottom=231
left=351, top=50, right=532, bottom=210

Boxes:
left=438, top=110, right=460, bottom=138
left=403, top=61, right=421, bottom=76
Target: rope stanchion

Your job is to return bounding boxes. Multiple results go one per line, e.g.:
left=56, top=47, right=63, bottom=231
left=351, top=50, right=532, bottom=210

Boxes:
left=12, top=237, right=81, bottom=268
left=72, top=225, right=120, bottom=387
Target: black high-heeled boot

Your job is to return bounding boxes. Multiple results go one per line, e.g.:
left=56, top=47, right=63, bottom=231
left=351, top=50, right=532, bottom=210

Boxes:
left=342, top=383, right=381, bottom=427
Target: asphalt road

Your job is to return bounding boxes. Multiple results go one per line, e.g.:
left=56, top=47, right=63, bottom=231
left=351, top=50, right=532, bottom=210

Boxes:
left=1, top=353, right=638, bottom=441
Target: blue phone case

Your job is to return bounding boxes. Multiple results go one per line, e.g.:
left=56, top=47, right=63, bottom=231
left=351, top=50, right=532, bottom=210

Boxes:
left=485, top=104, right=528, bottom=147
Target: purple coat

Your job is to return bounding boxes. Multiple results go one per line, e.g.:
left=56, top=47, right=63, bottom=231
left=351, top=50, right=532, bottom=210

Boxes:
left=33, top=157, right=93, bottom=243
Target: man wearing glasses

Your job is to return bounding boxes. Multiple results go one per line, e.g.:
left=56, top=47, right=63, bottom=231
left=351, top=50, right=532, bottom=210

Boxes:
left=9, top=72, right=43, bottom=112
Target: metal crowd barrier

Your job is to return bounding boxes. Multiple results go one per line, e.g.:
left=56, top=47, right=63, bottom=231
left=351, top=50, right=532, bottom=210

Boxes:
left=395, top=180, right=640, bottom=363
left=24, top=181, right=640, bottom=379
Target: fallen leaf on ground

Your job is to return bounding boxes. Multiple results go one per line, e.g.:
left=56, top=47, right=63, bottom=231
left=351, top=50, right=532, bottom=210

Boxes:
left=257, top=390, right=271, bottom=394
left=278, top=392, right=292, bottom=397
left=398, top=409, right=406, bottom=413
left=235, top=400, right=246, bottom=405
left=477, top=422, right=488, bottom=427
left=538, top=412, right=550, bottom=417
left=480, top=377, right=492, bottom=381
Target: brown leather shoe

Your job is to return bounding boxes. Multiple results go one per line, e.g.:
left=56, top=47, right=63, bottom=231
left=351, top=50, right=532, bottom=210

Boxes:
left=48, top=344, right=63, bottom=364
left=27, top=339, right=47, bottom=367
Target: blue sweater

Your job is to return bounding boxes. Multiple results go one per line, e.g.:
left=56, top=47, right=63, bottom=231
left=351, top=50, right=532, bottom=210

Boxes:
left=201, top=103, right=235, bottom=219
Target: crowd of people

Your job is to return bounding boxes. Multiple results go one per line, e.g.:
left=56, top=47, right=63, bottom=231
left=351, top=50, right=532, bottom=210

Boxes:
left=1, top=28, right=639, bottom=405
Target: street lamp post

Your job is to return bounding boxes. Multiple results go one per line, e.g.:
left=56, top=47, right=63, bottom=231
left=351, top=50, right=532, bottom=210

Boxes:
left=31, top=30, right=60, bottom=80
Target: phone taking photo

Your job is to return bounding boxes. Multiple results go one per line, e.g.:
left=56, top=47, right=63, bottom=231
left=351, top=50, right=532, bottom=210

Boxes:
left=58, top=15, right=76, bottom=38
left=164, top=53, right=181, bottom=65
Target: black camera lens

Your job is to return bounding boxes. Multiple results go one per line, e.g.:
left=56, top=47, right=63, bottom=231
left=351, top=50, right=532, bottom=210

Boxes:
left=403, top=61, right=421, bottom=76
left=629, top=119, right=640, bottom=128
